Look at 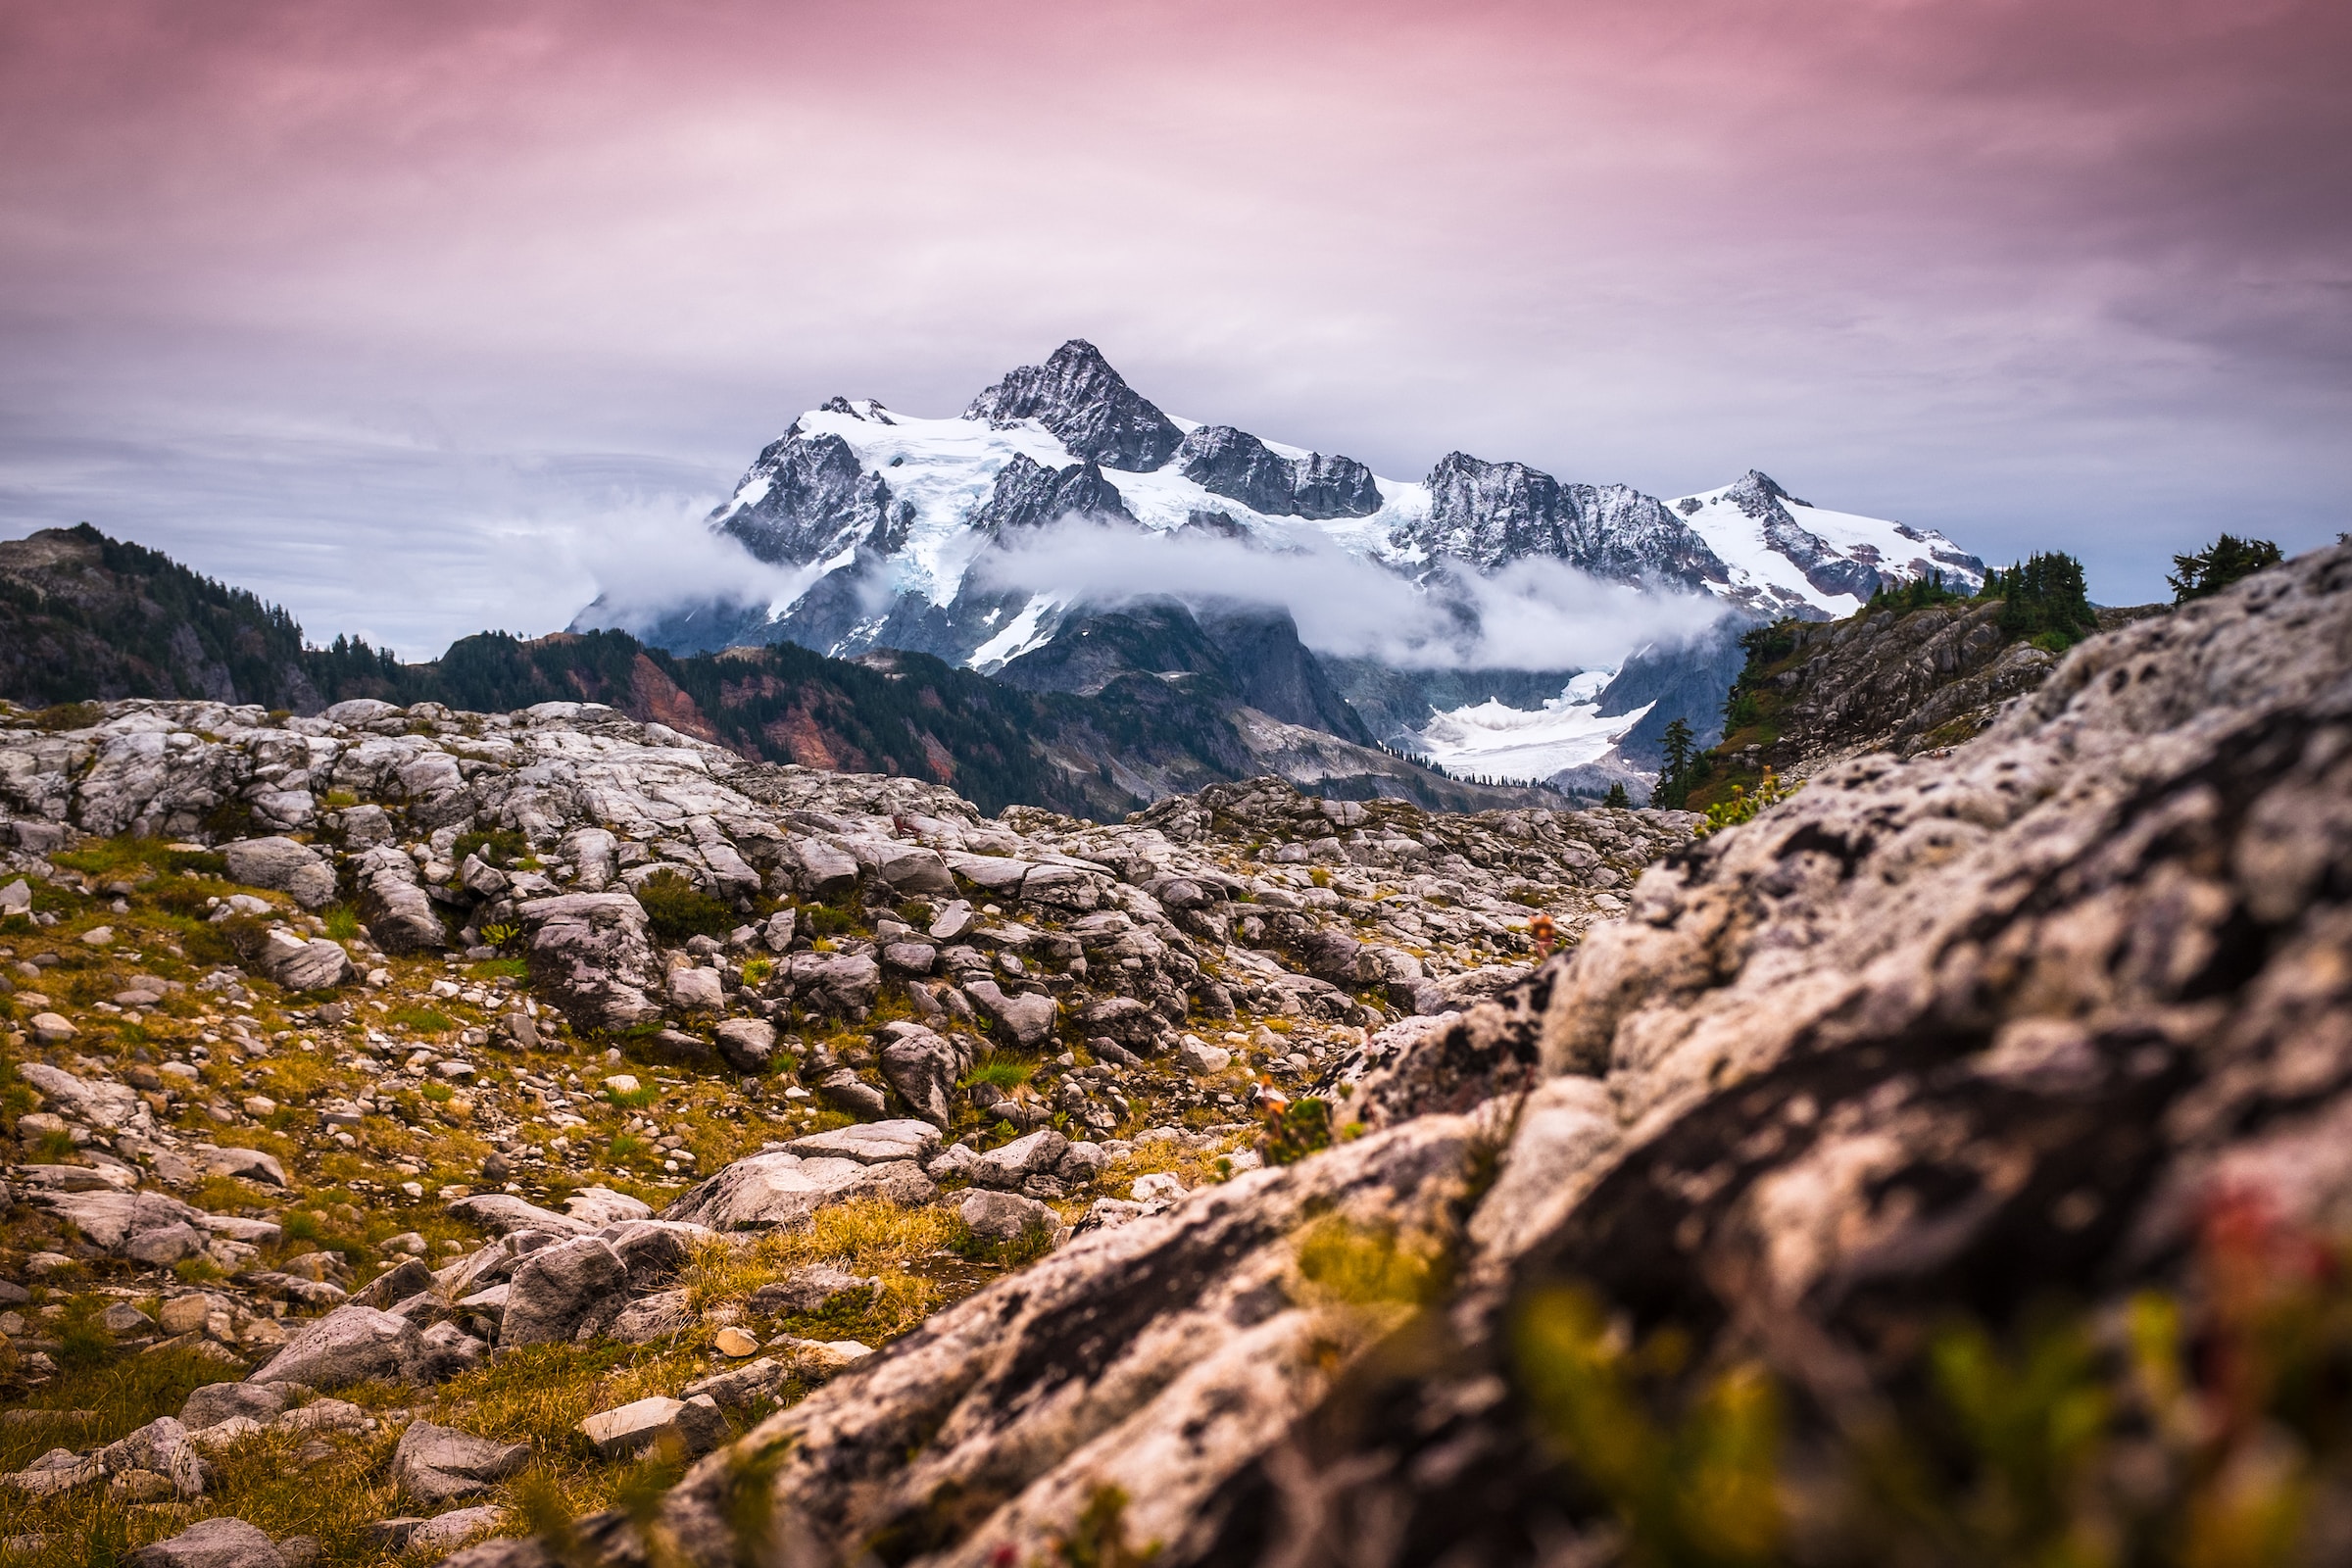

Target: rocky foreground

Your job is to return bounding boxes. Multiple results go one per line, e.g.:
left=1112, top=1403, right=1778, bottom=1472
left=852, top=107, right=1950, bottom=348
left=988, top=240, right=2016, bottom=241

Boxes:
left=0, top=676, right=1687, bottom=1564
left=503, top=541, right=2344, bottom=1567
left=7, top=543, right=2350, bottom=1567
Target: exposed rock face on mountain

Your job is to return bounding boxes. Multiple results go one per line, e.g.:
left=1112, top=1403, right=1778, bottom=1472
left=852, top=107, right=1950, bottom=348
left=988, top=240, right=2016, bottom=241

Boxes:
left=964, top=339, right=1183, bottom=472
left=1175, top=426, right=1383, bottom=520
left=711, top=427, right=911, bottom=567
left=967, top=453, right=1137, bottom=535
left=993, top=599, right=1374, bottom=745
left=472, top=546, right=2350, bottom=1568
left=1404, top=457, right=1736, bottom=590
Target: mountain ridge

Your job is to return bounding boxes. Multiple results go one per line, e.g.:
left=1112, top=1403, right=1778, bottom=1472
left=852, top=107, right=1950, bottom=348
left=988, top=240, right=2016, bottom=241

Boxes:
left=588, top=339, right=1989, bottom=792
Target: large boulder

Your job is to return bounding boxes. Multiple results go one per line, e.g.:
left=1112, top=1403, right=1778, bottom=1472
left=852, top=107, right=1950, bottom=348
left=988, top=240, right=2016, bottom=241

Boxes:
left=597, top=1218, right=709, bottom=1291
left=245, top=1305, right=421, bottom=1389
left=253, top=928, right=352, bottom=992
left=96, top=1415, right=207, bottom=1498
left=180, top=1382, right=288, bottom=1432
left=32, top=1187, right=203, bottom=1251
left=964, top=980, right=1057, bottom=1049
left=956, top=1190, right=1064, bottom=1250
left=1018, top=862, right=1103, bottom=911
left=873, top=843, right=956, bottom=897
left=969, top=1128, right=1069, bottom=1191
left=201, top=1147, right=289, bottom=1187
left=390, top=1420, right=530, bottom=1504
left=564, top=1187, right=654, bottom=1227
left=578, top=1395, right=728, bottom=1461
left=519, top=892, right=663, bottom=1032
left=19, top=1061, right=152, bottom=1133
left=878, top=1027, right=962, bottom=1128
left=222, top=837, right=337, bottom=909
left=789, top=839, right=860, bottom=899
left=714, top=1017, right=777, bottom=1074
left=447, top=1193, right=593, bottom=1238
left=783, top=1120, right=944, bottom=1166
left=123, top=1517, right=284, bottom=1568
left=498, top=1236, right=630, bottom=1347
left=353, top=845, right=446, bottom=955
left=784, top=952, right=881, bottom=1014
left=662, top=1151, right=937, bottom=1232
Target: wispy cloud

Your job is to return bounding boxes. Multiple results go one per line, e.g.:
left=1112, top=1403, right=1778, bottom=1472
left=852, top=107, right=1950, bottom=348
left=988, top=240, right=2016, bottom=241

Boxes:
left=972, top=517, right=1728, bottom=670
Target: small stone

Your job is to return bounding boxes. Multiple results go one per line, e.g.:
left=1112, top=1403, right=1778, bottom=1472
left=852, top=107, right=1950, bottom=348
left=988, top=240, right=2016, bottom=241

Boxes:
left=158, top=1296, right=214, bottom=1336
left=578, top=1394, right=726, bottom=1459
left=104, top=1301, right=157, bottom=1334
left=1131, top=1172, right=1185, bottom=1203
left=1176, top=1039, right=1232, bottom=1075
left=766, top=1336, right=874, bottom=1376
left=956, top=1190, right=1064, bottom=1250
left=603, top=1074, right=642, bottom=1097
left=713, top=1325, right=760, bottom=1357
left=390, top=1419, right=530, bottom=1503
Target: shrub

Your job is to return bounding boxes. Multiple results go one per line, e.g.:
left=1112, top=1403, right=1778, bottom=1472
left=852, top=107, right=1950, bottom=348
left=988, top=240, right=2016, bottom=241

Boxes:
left=801, top=901, right=858, bottom=938
left=1257, top=1096, right=1333, bottom=1166
left=1045, top=1485, right=1161, bottom=1568
left=1694, top=766, right=1799, bottom=838
left=321, top=904, right=361, bottom=941
left=54, top=1296, right=118, bottom=1371
left=1294, top=1217, right=1446, bottom=1309
left=961, top=1058, right=1034, bottom=1092
left=30, top=702, right=102, bottom=732
left=634, top=869, right=735, bottom=946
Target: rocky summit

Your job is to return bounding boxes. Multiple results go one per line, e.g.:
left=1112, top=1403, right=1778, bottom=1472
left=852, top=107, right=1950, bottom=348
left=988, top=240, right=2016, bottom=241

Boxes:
left=3, top=542, right=2349, bottom=1568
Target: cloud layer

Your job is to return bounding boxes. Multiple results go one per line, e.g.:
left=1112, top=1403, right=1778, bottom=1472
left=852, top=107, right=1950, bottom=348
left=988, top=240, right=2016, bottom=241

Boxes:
left=975, top=519, right=1728, bottom=672
left=2, top=0, right=2346, bottom=653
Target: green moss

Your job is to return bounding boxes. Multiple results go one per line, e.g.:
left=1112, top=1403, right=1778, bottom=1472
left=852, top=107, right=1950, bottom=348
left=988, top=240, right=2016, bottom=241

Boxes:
left=452, top=827, right=529, bottom=868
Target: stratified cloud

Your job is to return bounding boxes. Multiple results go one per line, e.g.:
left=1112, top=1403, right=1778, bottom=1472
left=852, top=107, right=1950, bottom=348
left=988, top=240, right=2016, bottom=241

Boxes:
left=972, top=518, right=1728, bottom=671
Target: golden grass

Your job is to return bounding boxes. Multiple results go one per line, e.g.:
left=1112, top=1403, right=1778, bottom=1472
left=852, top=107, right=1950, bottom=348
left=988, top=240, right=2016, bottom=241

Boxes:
left=679, top=1200, right=976, bottom=1342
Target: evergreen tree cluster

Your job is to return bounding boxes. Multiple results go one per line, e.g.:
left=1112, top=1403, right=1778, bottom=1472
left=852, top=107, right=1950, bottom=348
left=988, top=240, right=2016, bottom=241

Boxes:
left=2168, top=534, right=2282, bottom=604
left=1980, top=552, right=2097, bottom=650
left=1866, top=568, right=1969, bottom=614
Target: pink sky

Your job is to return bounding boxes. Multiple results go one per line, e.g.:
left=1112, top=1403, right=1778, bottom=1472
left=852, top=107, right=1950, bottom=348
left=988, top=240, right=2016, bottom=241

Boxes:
left=1, top=0, right=2345, bottom=652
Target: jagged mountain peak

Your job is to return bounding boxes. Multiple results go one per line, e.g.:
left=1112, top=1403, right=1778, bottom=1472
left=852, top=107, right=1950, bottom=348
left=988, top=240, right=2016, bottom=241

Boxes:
left=963, top=338, right=1183, bottom=472
left=817, top=396, right=897, bottom=424
left=1725, top=468, right=1812, bottom=511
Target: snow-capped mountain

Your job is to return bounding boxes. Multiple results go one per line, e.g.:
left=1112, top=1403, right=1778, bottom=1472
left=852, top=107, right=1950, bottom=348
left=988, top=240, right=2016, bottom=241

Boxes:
left=587, top=339, right=1986, bottom=789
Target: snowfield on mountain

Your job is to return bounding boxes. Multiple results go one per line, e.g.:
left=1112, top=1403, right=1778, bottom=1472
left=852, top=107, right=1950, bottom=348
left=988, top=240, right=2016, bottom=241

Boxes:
left=583, top=341, right=1988, bottom=782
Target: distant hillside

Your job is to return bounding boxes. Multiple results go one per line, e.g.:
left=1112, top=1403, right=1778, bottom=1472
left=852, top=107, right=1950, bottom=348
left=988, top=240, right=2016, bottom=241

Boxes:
left=1, top=523, right=1561, bottom=819
left=1659, top=562, right=2168, bottom=809
left=0, top=524, right=326, bottom=710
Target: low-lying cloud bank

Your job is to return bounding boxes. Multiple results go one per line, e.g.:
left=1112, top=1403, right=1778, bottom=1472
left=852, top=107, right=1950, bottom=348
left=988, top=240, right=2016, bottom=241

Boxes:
left=974, top=516, right=1730, bottom=671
